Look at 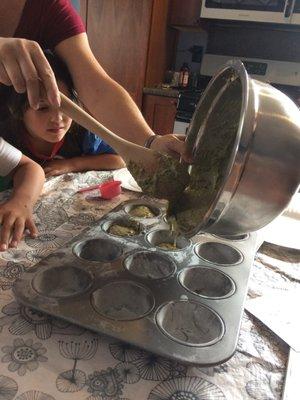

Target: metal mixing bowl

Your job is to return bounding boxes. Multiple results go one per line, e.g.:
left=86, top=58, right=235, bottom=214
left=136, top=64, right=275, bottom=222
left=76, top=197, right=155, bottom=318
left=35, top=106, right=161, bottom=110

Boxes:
left=180, top=60, right=300, bottom=236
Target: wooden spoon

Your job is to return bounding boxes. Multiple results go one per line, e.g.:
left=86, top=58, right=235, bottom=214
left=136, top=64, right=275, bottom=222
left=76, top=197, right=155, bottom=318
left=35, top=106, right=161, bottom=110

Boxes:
left=60, top=92, right=190, bottom=200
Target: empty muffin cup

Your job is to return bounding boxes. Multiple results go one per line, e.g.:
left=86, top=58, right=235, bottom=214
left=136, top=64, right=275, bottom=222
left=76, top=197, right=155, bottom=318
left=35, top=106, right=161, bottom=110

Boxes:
left=146, top=230, right=191, bottom=251
left=179, top=266, right=235, bottom=299
left=73, top=238, right=123, bottom=262
left=124, top=202, right=160, bottom=219
left=92, top=281, right=155, bottom=320
left=124, top=251, right=176, bottom=280
left=32, top=265, right=93, bottom=298
left=156, top=300, right=224, bottom=346
left=195, top=242, right=243, bottom=265
left=213, top=233, right=249, bottom=241
left=102, top=217, right=141, bottom=237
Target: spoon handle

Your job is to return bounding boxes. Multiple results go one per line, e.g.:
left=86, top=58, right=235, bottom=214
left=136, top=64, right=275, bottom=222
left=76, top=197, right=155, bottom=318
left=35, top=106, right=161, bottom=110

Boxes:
left=59, top=91, right=130, bottom=157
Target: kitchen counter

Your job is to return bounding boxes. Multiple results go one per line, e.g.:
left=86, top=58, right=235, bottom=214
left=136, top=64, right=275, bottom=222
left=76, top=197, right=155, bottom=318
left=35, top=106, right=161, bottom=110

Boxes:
left=143, top=86, right=179, bottom=98
left=0, top=169, right=297, bottom=400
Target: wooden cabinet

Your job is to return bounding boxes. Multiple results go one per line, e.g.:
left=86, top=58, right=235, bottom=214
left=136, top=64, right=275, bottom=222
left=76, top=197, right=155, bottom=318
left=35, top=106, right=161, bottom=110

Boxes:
left=80, top=0, right=175, bottom=108
left=142, top=94, right=177, bottom=135
left=169, top=0, right=202, bottom=26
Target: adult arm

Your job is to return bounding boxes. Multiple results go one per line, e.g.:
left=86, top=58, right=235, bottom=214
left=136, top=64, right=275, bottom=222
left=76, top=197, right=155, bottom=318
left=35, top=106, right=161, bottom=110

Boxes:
left=0, top=34, right=184, bottom=155
left=55, top=34, right=185, bottom=155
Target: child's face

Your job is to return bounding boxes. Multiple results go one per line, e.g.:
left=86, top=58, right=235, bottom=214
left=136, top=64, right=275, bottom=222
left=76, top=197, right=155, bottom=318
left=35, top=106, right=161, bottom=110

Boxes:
left=23, top=81, right=72, bottom=143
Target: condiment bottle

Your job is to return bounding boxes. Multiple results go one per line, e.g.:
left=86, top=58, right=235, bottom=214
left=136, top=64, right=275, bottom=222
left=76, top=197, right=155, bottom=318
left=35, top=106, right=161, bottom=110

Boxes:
left=179, top=62, right=189, bottom=88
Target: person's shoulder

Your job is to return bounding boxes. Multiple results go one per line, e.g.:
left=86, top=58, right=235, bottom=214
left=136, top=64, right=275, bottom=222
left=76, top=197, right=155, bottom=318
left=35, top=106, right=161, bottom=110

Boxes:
left=41, top=0, right=85, bottom=50
left=0, top=137, right=16, bottom=152
left=0, top=137, right=6, bottom=150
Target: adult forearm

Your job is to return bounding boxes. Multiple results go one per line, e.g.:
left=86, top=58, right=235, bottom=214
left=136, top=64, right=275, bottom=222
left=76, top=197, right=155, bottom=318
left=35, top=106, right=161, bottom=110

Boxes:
left=79, top=75, right=155, bottom=146
left=12, top=162, right=45, bottom=206
left=56, top=35, right=154, bottom=146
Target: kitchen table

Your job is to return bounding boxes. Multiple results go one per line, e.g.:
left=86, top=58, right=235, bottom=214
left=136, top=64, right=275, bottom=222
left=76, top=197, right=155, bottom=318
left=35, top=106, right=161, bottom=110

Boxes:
left=0, top=170, right=297, bottom=400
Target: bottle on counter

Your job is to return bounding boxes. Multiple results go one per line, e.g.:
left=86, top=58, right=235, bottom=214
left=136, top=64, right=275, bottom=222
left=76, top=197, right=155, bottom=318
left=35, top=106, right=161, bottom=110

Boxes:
left=179, top=62, right=189, bottom=88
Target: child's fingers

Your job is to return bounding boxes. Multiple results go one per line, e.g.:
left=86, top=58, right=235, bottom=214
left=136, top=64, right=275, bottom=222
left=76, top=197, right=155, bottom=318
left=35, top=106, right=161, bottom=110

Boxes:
left=9, top=217, right=25, bottom=248
left=43, top=167, right=54, bottom=177
left=0, top=215, right=15, bottom=251
left=25, top=218, right=38, bottom=238
left=44, top=166, right=60, bottom=177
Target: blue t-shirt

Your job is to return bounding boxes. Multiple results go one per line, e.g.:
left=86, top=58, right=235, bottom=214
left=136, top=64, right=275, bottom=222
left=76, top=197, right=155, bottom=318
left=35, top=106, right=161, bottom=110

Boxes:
left=56, top=128, right=116, bottom=159
left=81, top=130, right=115, bottom=155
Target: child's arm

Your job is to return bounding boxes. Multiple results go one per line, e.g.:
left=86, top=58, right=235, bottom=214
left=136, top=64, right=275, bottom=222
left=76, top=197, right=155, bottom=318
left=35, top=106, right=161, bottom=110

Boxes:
left=0, top=155, right=45, bottom=251
left=43, top=154, right=125, bottom=177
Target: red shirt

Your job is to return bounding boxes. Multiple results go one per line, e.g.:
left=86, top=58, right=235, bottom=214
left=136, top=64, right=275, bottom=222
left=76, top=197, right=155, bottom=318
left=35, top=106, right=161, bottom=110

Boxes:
left=14, top=0, right=86, bottom=50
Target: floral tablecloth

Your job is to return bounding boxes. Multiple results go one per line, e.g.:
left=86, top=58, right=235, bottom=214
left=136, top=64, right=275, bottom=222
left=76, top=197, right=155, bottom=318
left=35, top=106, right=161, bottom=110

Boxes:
left=0, top=170, right=298, bottom=400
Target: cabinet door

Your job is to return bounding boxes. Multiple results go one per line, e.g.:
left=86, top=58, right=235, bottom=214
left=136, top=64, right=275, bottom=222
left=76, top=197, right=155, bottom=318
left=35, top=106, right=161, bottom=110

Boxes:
left=142, top=94, right=177, bottom=135
left=83, top=0, right=153, bottom=106
left=169, top=0, right=202, bottom=26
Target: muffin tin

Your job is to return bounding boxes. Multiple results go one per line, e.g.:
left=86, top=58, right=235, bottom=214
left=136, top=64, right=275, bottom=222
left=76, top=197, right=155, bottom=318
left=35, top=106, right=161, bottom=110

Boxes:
left=13, top=199, right=257, bottom=366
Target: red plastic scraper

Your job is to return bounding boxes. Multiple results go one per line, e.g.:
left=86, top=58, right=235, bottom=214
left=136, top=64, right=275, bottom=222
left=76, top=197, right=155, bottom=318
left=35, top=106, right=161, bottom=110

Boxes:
left=78, top=180, right=121, bottom=199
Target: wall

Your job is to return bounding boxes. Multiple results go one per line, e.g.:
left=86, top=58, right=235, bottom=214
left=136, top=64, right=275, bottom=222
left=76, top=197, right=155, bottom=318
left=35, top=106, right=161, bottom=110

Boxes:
left=174, top=31, right=207, bottom=73
left=71, top=0, right=80, bottom=11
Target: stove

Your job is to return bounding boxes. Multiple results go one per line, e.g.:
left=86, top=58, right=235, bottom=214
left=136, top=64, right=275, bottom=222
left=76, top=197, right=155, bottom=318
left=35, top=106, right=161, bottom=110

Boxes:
left=173, top=90, right=205, bottom=134
left=176, top=90, right=205, bottom=123
left=173, top=51, right=300, bottom=135
left=201, top=54, right=300, bottom=105
left=173, top=79, right=211, bottom=134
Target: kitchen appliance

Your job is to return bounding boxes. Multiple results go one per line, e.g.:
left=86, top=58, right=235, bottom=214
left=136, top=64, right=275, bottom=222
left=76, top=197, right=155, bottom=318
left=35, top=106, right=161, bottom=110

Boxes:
left=173, top=90, right=204, bottom=134
left=201, top=0, right=300, bottom=25
left=14, top=198, right=259, bottom=366
left=180, top=59, right=300, bottom=236
left=200, top=22, right=300, bottom=102
left=201, top=54, right=300, bottom=87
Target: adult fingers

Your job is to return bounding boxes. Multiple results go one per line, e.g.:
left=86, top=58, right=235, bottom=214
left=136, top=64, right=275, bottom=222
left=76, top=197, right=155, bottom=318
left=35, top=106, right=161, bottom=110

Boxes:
left=152, top=135, right=193, bottom=163
left=165, top=136, right=186, bottom=157
left=26, top=218, right=38, bottom=238
left=2, top=57, right=26, bottom=93
left=18, top=51, right=41, bottom=110
left=31, top=46, right=60, bottom=107
left=10, top=217, right=25, bottom=248
left=173, top=134, right=186, bottom=142
left=166, top=135, right=193, bottom=163
left=0, top=62, right=12, bottom=86
left=0, top=38, right=59, bottom=109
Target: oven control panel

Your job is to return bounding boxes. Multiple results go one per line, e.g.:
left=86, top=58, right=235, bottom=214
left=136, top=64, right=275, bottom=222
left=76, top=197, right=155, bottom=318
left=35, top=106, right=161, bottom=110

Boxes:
left=201, top=54, right=300, bottom=85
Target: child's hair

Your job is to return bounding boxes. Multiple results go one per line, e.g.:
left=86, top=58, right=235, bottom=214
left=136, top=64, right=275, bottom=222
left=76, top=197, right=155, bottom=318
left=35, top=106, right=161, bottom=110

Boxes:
left=7, top=50, right=77, bottom=120
left=0, top=50, right=77, bottom=149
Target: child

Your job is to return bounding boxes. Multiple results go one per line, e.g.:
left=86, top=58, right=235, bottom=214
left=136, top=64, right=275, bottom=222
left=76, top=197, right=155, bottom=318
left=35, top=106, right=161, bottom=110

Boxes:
left=3, top=51, right=125, bottom=176
left=0, top=137, right=45, bottom=251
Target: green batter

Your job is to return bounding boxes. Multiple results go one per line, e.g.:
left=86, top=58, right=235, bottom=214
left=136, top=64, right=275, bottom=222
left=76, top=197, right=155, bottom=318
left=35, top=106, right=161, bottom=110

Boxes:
left=129, top=205, right=155, bottom=218
left=168, top=77, right=242, bottom=234
left=127, top=152, right=190, bottom=202
left=127, top=76, right=242, bottom=235
left=108, top=222, right=140, bottom=237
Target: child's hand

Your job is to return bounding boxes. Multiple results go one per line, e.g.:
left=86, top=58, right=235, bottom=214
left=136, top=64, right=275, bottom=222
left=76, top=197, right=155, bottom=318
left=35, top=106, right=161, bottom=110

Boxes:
left=0, top=199, right=38, bottom=251
left=43, top=159, right=75, bottom=177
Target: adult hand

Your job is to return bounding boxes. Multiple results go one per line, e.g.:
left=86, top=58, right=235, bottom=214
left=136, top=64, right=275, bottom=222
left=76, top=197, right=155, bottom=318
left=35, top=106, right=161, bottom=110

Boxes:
left=0, top=198, right=37, bottom=251
left=43, top=159, right=75, bottom=177
left=150, top=134, right=192, bottom=162
left=0, top=37, right=60, bottom=109
left=150, top=134, right=185, bottom=157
